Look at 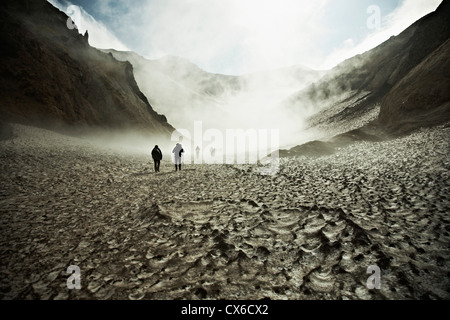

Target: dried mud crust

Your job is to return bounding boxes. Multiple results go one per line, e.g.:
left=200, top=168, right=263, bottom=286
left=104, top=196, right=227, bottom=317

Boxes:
left=0, top=124, right=449, bottom=300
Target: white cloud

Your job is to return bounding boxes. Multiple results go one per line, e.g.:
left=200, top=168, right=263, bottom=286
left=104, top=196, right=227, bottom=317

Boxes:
left=102, top=0, right=330, bottom=75
left=320, top=0, right=443, bottom=70
left=47, top=0, right=130, bottom=51
left=47, top=0, right=443, bottom=74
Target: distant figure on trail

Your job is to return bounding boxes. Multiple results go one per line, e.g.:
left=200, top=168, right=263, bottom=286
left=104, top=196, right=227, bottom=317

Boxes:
left=196, top=146, right=200, bottom=159
left=172, top=143, right=184, bottom=171
left=210, top=146, right=216, bottom=158
left=151, top=145, right=162, bottom=173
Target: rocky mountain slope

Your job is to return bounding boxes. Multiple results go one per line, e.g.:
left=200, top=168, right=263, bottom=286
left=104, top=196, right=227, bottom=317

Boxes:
left=378, top=38, right=450, bottom=132
left=0, top=0, right=174, bottom=137
left=282, top=0, right=450, bottom=156
left=102, top=50, right=237, bottom=129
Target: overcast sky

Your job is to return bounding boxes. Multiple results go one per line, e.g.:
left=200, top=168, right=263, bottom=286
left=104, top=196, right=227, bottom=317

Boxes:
left=48, top=0, right=442, bottom=75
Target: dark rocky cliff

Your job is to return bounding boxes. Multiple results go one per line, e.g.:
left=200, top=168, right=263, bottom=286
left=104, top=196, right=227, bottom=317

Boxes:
left=0, top=0, right=174, bottom=136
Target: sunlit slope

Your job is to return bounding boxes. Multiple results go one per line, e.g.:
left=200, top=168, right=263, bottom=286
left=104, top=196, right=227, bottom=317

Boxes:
left=281, top=1, right=450, bottom=156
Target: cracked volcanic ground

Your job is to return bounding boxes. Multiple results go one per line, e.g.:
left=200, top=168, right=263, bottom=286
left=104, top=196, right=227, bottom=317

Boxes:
left=1, top=123, right=449, bottom=300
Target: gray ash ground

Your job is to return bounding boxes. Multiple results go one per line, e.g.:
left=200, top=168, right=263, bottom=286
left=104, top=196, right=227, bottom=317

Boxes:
left=0, top=124, right=449, bottom=300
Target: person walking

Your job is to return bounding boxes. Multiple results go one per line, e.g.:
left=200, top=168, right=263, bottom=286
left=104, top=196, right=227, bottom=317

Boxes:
left=151, top=145, right=162, bottom=172
left=172, top=143, right=184, bottom=171
left=196, top=146, right=200, bottom=159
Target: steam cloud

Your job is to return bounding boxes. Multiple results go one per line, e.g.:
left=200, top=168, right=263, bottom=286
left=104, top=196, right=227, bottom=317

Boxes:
left=46, top=0, right=443, bottom=151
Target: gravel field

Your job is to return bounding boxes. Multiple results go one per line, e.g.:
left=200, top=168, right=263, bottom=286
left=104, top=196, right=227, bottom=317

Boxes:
left=0, top=123, right=449, bottom=300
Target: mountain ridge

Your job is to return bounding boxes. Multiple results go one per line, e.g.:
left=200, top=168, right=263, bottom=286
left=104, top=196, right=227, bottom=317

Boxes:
left=280, top=0, right=450, bottom=157
left=0, top=0, right=174, bottom=138
left=104, top=48, right=325, bottom=134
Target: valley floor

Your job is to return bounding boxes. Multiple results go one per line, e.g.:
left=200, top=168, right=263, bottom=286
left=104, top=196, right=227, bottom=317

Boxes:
left=0, top=123, right=449, bottom=300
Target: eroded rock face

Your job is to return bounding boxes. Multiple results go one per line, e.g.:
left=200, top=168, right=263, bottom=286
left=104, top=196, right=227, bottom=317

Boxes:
left=282, top=2, right=450, bottom=158
left=289, top=1, right=450, bottom=141
left=378, top=39, right=450, bottom=133
left=0, top=123, right=449, bottom=300
left=0, top=0, right=173, bottom=136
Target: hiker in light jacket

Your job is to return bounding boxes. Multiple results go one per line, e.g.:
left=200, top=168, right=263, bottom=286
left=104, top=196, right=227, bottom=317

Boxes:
left=172, top=143, right=184, bottom=171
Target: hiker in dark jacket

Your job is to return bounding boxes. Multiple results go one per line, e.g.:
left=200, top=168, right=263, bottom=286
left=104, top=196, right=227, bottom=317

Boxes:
left=151, top=145, right=163, bottom=172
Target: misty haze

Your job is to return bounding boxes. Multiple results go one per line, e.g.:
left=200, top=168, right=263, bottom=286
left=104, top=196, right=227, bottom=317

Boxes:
left=0, top=0, right=449, bottom=304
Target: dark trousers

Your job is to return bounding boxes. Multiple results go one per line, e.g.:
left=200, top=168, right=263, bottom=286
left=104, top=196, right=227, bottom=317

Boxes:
left=175, top=157, right=181, bottom=171
left=154, top=160, right=160, bottom=172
